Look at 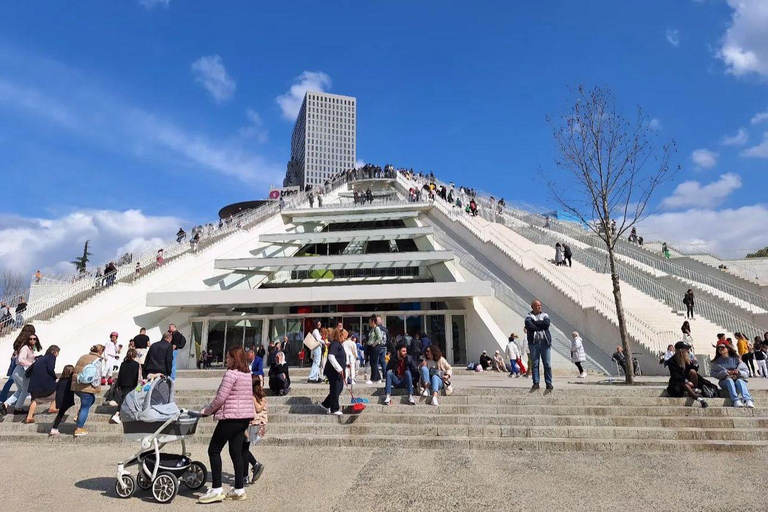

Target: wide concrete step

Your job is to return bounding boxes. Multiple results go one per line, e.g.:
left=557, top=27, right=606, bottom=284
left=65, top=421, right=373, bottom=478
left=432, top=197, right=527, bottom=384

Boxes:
left=161, top=395, right=761, bottom=408
left=5, top=432, right=766, bottom=453
left=3, top=420, right=765, bottom=442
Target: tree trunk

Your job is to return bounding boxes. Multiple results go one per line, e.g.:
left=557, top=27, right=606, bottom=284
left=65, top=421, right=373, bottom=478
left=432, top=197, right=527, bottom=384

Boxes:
left=607, top=245, right=634, bottom=384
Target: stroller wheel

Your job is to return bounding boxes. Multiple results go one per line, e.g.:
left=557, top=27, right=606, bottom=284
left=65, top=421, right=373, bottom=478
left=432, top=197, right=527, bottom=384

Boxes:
left=152, top=472, right=179, bottom=504
left=115, top=474, right=136, bottom=499
left=136, top=470, right=152, bottom=490
left=183, top=461, right=208, bottom=490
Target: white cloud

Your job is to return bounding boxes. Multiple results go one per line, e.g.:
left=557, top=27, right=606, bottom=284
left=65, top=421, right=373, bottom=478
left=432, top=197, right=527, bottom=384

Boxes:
left=751, top=110, right=768, bottom=124
left=690, top=148, right=719, bottom=169
left=191, top=55, right=236, bottom=104
left=662, top=173, right=742, bottom=209
left=0, top=67, right=281, bottom=186
left=139, top=0, right=171, bottom=9
left=742, top=132, right=768, bottom=158
left=648, top=118, right=662, bottom=131
left=640, top=204, right=768, bottom=259
left=0, top=209, right=183, bottom=279
left=717, top=0, right=768, bottom=77
left=238, top=109, right=269, bottom=143
left=721, top=127, right=749, bottom=146
left=276, top=71, right=332, bottom=120
left=666, top=28, right=680, bottom=47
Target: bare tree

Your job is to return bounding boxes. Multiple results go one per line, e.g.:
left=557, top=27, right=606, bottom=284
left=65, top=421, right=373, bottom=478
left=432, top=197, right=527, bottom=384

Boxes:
left=545, top=85, right=677, bottom=384
left=1, top=270, right=26, bottom=301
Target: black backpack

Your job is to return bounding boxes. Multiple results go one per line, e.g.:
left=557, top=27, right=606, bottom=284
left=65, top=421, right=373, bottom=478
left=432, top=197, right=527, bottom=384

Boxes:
left=174, top=331, right=187, bottom=350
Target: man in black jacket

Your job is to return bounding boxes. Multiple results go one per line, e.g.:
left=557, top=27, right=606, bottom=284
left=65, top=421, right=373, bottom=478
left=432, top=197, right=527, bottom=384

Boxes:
left=143, top=332, right=174, bottom=379
left=168, top=323, right=186, bottom=380
left=383, top=344, right=418, bottom=405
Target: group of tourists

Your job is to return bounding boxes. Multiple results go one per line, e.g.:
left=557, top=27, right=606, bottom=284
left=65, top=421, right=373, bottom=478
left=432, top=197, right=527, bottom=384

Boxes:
left=0, top=297, right=26, bottom=334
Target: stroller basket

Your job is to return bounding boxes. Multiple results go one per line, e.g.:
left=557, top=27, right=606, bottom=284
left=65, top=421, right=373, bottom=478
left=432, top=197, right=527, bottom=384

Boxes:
left=142, top=453, right=193, bottom=478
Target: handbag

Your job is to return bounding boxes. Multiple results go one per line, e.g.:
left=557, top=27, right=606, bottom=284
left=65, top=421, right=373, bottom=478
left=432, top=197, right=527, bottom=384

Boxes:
left=303, top=333, right=320, bottom=351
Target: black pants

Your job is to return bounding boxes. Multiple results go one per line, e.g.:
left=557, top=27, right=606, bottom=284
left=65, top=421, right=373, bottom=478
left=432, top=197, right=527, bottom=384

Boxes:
left=52, top=405, right=73, bottom=430
left=565, top=256, right=572, bottom=267
left=321, top=371, right=344, bottom=413
left=743, top=353, right=756, bottom=375
left=686, top=305, right=694, bottom=318
left=574, top=362, right=584, bottom=373
left=242, top=440, right=259, bottom=477
left=208, top=418, right=251, bottom=489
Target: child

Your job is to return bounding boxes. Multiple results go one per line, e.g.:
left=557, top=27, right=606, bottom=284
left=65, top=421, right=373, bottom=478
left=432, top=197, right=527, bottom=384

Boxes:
left=298, top=347, right=305, bottom=368
left=110, top=349, right=140, bottom=424
left=244, top=379, right=268, bottom=484
left=49, top=365, right=75, bottom=436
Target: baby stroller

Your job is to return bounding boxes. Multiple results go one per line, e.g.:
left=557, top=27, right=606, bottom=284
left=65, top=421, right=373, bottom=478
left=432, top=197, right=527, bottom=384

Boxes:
left=114, top=376, right=207, bottom=503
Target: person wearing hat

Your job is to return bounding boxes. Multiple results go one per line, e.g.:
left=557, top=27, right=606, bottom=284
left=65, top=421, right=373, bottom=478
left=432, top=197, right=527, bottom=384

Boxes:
left=711, top=340, right=754, bottom=408
left=491, top=350, right=506, bottom=372
left=505, top=334, right=522, bottom=377
left=102, top=332, right=121, bottom=386
left=479, top=350, right=493, bottom=371
left=666, top=341, right=708, bottom=408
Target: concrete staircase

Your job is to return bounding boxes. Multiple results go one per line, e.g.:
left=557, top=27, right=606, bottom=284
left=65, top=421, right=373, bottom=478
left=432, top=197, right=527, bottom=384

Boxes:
left=3, top=371, right=768, bottom=453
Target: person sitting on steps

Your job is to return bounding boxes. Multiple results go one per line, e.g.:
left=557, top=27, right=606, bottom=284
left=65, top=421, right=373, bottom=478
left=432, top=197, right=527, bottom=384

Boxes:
left=383, top=344, right=418, bottom=405
left=711, top=341, right=754, bottom=408
left=666, top=341, right=708, bottom=408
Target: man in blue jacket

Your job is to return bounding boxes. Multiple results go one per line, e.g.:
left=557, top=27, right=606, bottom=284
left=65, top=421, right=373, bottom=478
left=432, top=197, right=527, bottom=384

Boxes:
left=524, top=299, right=553, bottom=391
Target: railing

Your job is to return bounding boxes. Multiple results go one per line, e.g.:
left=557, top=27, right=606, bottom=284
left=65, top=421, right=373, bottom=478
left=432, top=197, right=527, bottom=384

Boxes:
left=492, top=209, right=767, bottom=341
left=285, top=195, right=426, bottom=211
left=431, top=226, right=610, bottom=375
left=394, top=173, right=676, bottom=356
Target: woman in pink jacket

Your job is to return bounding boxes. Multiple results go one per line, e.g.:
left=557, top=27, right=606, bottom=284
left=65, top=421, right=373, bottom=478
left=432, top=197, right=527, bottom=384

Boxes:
left=198, top=346, right=255, bottom=504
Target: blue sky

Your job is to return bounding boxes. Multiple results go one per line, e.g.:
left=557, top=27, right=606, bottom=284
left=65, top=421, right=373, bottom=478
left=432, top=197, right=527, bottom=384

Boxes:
left=1, top=0, right=767, bottom=278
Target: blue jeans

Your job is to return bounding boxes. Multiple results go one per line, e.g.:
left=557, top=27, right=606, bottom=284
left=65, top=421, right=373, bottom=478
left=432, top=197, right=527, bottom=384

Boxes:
left=75, top=392, right=95, bottom=428
left=720, top=378, right=752, bottom=402
left=530, top=342, right=552, bottom=386
left=0, top=377, right=13, bottom=402
left=508, top=359, right=519, bottom=375
left=4, top=365, right=30, bottom=409
left=370, top=346, right=387, bottom=381
left=309, top=345, right=322, bottom=381
left=171, top=349, right=178, bottom=380
left=419, top=366, right=443, bottom=393
left=385, top=370, right=413, bottom=396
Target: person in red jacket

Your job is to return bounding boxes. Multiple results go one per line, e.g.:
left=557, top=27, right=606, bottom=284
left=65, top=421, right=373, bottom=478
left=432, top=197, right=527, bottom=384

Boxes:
left=198, top=346, right=254, bottom=504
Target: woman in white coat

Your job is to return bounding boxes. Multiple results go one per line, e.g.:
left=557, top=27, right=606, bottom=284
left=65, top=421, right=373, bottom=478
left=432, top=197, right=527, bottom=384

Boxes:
left=571, top=331, right=587, bottom=378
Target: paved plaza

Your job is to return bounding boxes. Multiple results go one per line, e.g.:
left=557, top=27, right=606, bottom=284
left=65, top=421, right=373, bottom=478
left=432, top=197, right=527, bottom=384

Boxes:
left=1, top=442, right=765, bottom=512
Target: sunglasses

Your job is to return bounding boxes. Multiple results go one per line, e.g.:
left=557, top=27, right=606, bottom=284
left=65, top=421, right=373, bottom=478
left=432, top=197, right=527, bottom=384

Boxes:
left=29, top=337, right=38, bottom=340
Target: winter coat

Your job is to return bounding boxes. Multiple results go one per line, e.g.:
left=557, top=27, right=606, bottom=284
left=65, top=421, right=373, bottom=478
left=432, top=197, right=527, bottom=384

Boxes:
left=525, top=311, right=552, bottom=347
left=710, top=356, right=749, bottom=383
left=203, top=369, right=255, bottom=421
left=28, top=352, right=57, bottom=395
left=555, top=246, right=564, bottom=263
left=570, top=336, right=586, bottom=363
left=72, top=352, right=103, bottom=394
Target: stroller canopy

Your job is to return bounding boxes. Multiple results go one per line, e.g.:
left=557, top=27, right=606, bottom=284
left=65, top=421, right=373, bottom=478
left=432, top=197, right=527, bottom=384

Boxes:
left=121, top=376, right=180, bottom=423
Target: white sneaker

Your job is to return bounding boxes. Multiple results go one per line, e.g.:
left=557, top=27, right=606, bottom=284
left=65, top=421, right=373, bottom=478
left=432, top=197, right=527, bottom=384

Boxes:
left=109, top=413, right=121, bottom=424
left=198, top=488, right=225, bottom=504
left=430, top=396, right=439, bottom=406
left=48, top=428, right=60, bottom=436
left=579, top=372, right=587, bottom=379
left=377, top=380, right=384, bottom=384
left=746, top=400, right=755, bottom=409
left=106, top=400, right=118, bottom=407
left=407, top=396, right=416, bottom=405
left=365, top=380, right=373, bottom=385
left=332, top=410, right=343, bottom=416
left=733, top=399, right=744, bottom=408
left=383, top=395, right=391, bottom=405
left=420, top=388, right=429, bottom=397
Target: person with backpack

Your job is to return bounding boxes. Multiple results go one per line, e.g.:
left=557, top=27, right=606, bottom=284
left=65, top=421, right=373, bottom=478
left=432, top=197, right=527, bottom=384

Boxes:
left=168, top=323, right=186, bottom=381
left=71, top=344, right=104, bottom=437
left=25, top=345, right=60, bottom=424
left=1, top=329, right=42, bottom=415
left=48, top=365, right=75, bottom=436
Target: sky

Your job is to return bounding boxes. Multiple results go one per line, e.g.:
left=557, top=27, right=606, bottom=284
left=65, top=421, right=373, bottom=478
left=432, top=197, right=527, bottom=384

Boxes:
left=1, top=0, right=767, bottom=281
